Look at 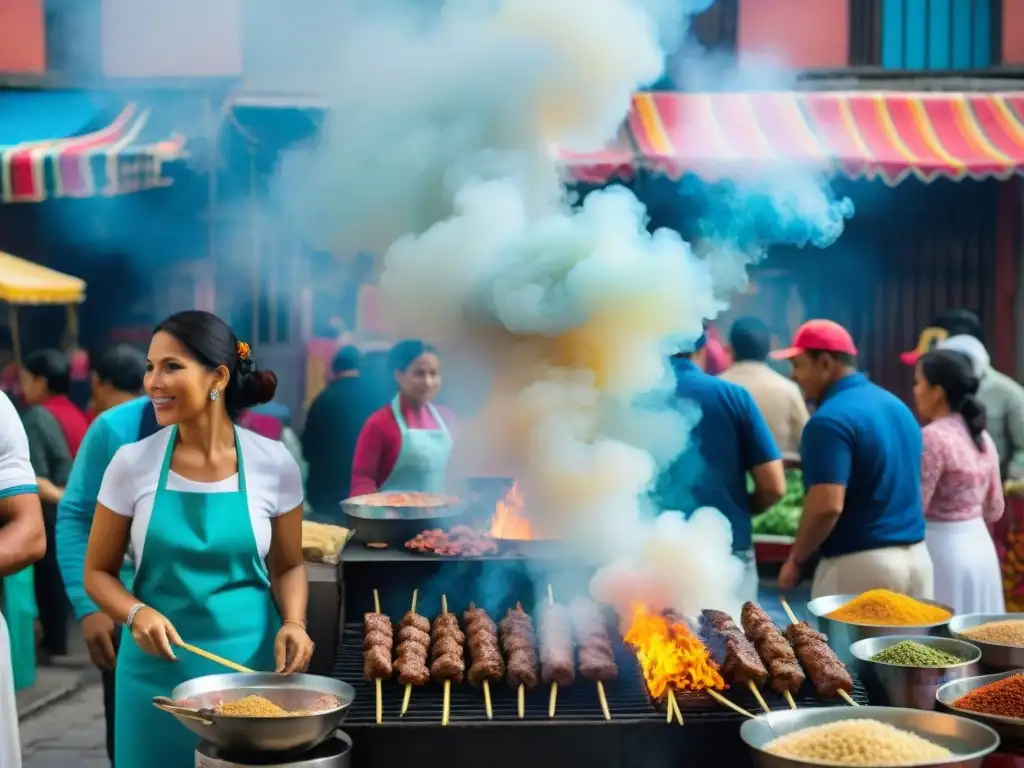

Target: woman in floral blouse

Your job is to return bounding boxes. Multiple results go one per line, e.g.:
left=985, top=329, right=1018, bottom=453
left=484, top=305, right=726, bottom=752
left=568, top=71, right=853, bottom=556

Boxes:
left=915, top=348, right=1005, bottom=613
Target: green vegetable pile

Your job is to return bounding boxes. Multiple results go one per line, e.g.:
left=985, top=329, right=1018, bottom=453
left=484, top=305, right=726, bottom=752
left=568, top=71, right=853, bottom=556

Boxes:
left=751, top=470, right=804, bottom=537
left=870, top=640, right=966, bottom=667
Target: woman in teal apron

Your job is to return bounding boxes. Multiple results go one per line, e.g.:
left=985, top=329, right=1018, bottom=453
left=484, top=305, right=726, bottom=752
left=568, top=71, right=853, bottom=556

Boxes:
left=83, top=311, right=313, bottom=768
left=350, top=340, right=454, bottom=495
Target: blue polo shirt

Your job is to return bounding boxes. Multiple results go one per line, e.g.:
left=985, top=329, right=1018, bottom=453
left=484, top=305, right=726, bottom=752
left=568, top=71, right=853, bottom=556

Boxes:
left=653, top=358, right=781, bottom=553
left=801, top=373, right=925, bottom=558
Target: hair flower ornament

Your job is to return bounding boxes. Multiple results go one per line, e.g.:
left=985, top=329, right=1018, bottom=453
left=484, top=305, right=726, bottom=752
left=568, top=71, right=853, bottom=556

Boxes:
left=237, top=341, right=251, bottom=361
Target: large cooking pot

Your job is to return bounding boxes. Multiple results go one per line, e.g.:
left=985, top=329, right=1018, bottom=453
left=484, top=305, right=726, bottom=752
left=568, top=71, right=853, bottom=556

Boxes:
left=340, top=492, right=465, bottom=546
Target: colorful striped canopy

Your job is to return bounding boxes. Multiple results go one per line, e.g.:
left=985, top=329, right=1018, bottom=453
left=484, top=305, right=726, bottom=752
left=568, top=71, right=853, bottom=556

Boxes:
left=557, top=91, right=1024, bottom=187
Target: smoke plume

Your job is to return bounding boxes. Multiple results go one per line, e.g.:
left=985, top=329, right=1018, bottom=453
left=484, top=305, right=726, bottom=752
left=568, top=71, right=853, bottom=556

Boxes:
left=272, top=0, right=852, bottom=619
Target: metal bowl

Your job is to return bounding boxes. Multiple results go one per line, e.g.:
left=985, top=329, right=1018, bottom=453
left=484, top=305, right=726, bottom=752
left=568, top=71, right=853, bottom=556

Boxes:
left=340, top=494, right=466, bottom=546
left=849, top=635, right=982, bottom=709
left=158, top=672, right=355, bottom=756
left=741, top=705, right=1000, bottom=768
left=948, top=613, right=1024, bottom=671
left=937, top=669, right=1024, bottom=741
left=806, top=594, right=954, bottom=666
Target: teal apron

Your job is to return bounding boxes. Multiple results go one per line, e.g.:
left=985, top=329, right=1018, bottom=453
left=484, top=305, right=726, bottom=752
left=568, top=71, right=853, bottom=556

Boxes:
left=380, top=396, right=453, bottom=493
left=114, top=427, right=281, bottom=767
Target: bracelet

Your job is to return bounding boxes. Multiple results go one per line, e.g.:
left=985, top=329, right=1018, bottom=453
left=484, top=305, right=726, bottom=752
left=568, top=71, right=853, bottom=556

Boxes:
left=283, top=618, right=307, bottom=630
left=126, top=603, right=147, bottom=628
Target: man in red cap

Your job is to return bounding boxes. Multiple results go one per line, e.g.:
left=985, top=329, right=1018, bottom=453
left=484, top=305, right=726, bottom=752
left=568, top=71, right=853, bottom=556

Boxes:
left=772, top=320, right=933, bottom=598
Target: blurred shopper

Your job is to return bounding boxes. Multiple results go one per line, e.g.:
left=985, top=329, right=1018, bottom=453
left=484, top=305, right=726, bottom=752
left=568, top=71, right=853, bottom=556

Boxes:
left=654, top=332, right=785, bottom=604
left=902, top=309, right=1024, bottom=480
left=18, top=350, right=88, bottom=660
left=0, top=389, right=46, bottom=768
left=303, top=346, right=373, bottom=516
left=720, top=317, right=809, bottom=456
left=57, top=346, right=159, bottom=767
left=915, top=348, right=1005, bottom=613
left=776, top=320, right=932, bottom=598
left=351, top=340, right=455, bottom=495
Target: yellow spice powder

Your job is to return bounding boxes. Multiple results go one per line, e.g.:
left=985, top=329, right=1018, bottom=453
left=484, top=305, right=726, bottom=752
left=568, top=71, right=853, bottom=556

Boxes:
left=825, top=589, right=952, bottom=626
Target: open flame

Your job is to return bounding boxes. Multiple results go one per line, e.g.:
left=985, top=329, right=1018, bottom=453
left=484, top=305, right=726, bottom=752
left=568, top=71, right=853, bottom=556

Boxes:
left=490, top=481, right=535, bottom=540
left=623, top=605, right=724, bottom=700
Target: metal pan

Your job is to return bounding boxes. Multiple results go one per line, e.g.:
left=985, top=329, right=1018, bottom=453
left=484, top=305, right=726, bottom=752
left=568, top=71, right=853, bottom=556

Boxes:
left=936, top=669, right=1024, bottom=741
left=948, top=613, right=1024, bottom=671
left=340, top=493, right=466, bottom=546
left=155, top=672, right=355, bottom=756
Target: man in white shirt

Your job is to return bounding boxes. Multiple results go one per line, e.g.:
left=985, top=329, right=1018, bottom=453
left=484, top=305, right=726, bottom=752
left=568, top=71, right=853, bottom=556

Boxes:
left=720, top=317, right=810, bottom=456
left=0, top=390, right=46, bottom=768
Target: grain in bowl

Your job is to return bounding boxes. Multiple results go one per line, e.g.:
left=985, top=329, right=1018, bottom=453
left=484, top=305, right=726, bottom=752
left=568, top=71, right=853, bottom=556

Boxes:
left=763, top=719, right=951, bottom=765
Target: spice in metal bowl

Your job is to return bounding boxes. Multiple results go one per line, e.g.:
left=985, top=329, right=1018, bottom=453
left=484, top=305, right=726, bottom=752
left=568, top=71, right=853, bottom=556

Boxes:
left=215, top=695, right=288, bottom=717
left=953, top=673, right=1024, bottom=718
left=825, top=589, right=952, bottom=626
left=870, top=640, right=966, bottom=667
left=960, top=620, right=1024, bottom=647
left=763, top=720, right=952, bottom=764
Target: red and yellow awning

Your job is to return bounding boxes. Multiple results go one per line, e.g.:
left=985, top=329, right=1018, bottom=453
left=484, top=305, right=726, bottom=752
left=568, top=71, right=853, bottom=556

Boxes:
left=559, top=91, right=1024, bottom=187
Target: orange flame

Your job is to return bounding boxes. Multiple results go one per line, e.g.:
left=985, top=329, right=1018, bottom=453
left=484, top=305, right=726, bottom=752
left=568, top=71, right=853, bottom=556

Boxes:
left=490, top=482, right=535, bottom=540
left=623, top=604, right=724, bottom=700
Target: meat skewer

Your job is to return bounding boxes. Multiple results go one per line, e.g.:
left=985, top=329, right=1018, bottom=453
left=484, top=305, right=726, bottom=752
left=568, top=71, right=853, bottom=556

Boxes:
left=433, top=595, right=465, bottom=726
left=569, top=597, right=617, bottom=721
left=464, top=602, right=502, bottom=720
left=540, top=585, right=575, bottom=719
left=740, top=601, right=803, bottom=709
left=363, top=588, right=391, bottom=724
left=396, top=589, right=428, bottom=716
left=700, top=609, right=772, bottom=714
left=779, top=598, right=856, bottom=705
left=500, top=602, right=539, bottom=719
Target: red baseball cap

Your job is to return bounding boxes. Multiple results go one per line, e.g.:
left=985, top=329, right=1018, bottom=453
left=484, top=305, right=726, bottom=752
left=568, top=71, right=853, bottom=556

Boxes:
left=771, top=319, right=858, bottom=360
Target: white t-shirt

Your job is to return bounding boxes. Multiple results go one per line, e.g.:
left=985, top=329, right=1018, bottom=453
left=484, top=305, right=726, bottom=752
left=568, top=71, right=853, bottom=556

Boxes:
left=0, top=390, right=36, bottom=498
left=98, top=427, right=303, bottom=570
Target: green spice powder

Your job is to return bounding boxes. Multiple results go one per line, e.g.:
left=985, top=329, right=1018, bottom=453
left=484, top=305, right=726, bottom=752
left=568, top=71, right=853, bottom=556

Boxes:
left=871, top=640, right=966, bottom=667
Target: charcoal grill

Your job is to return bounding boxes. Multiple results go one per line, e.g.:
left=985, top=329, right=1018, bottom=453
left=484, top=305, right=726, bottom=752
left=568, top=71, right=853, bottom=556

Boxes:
left=332, top=624, right=869, bottom=768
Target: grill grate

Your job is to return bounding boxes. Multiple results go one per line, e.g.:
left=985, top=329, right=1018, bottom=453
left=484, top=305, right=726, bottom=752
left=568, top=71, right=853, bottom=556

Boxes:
left=333, top=624, right=869, bottom=726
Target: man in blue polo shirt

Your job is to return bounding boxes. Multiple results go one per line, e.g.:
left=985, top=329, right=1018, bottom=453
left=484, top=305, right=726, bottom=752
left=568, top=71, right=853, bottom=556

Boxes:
left=773, top=320, right=932, bottom=598
left=654, top=333, right=786, bottom=603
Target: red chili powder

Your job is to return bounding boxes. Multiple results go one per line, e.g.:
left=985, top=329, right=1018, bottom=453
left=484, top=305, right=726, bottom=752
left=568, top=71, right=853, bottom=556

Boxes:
left=954, top=674, right=1024, bottom=718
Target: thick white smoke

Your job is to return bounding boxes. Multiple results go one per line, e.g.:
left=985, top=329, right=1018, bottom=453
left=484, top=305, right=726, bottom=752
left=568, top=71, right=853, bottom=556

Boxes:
left=268, top=0, right=845, bottom=620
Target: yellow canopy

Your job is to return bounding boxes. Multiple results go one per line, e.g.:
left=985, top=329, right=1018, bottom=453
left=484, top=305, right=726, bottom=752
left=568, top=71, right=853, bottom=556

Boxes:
left=0, top=250, right=86, bottom=305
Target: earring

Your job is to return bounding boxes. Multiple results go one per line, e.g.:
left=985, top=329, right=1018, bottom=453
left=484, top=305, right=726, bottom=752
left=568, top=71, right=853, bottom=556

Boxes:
left=209, top=389, right=220, bottom=401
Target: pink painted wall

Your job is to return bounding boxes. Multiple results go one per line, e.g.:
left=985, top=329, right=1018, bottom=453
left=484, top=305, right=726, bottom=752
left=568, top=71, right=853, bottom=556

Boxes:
left=1004, top=0, right=1024, bottom=65
left=101, top=0, right=242, bottom=78
left=0, top=0, right=44, bottom=74
left=737, top=0, right=849, bottom=69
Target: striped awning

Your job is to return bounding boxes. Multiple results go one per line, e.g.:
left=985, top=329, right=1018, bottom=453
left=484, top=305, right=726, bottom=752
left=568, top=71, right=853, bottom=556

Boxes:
left=1, top=96, right=187, bottom=203
left=0, top=251, right=85, bottom=305
left=560, top=91, right=1024, bottom=187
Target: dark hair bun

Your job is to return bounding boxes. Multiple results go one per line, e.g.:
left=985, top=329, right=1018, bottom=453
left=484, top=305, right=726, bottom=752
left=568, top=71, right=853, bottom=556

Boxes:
left=242, top=369, right=277, bottom=407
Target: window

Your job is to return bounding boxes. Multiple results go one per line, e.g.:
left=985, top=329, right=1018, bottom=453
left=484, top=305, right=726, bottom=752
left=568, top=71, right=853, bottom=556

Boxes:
left=850, top=0, right=1002, bottom=69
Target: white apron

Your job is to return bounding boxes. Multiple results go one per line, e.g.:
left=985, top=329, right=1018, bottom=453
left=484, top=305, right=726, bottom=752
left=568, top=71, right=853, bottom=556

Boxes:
left=0, top=612, right=21, bottom=768
left=926, top=517, right=1005, bottom=614
left=811, top=542, right=934, bottom=600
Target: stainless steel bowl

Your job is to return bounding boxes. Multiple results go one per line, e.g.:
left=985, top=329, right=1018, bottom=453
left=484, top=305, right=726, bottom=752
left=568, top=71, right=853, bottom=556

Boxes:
left=948, top=613, right=1024, bottom=671
left=157, top=672, right=355, bottom=756
left=741, top=705, right=1000, bottom=768
left=849, top=635, right=982, bottom=709
left=806, top=594, right=954, bottom=666
left=937, top=669, right=1024, bottom=741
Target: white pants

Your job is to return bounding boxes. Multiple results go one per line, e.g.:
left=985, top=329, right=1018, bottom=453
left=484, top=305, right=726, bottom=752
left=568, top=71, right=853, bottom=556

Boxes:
left=926, top=518, right=1005, bottom=614
left=0, top=613, right=21, bottom=768
left=811, top=542, right=934, bottom=600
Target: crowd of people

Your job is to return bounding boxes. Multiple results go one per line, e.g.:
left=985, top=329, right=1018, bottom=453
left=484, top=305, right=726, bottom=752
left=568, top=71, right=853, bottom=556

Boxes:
left=0, top=303, right=1021, bottom=768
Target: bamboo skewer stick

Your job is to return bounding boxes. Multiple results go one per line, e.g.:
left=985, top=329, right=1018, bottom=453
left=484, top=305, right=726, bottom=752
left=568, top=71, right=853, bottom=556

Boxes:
left=783, top=691, right=797, bottom=710
left=400, top=589, right=418, bottom=717
left=708, top=689, right=755, bottom=718
left=373, top=588, right=383, bottom=725
left=668, top=689, right=683, bottom=725
left=468, top=602, right=493, bottom=720
left=597, top=681, right=611, bottom=721
left=178, top=643, right=252, bottom=673
left=780, top=598, right=857, bottom=707
left=442, top=595, right=451, bottom=726
left=516, top=601, right=526, bottom=720
left=748, top=680, right=771, bottom=714
left=546, top=584, right=558, bottom=719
